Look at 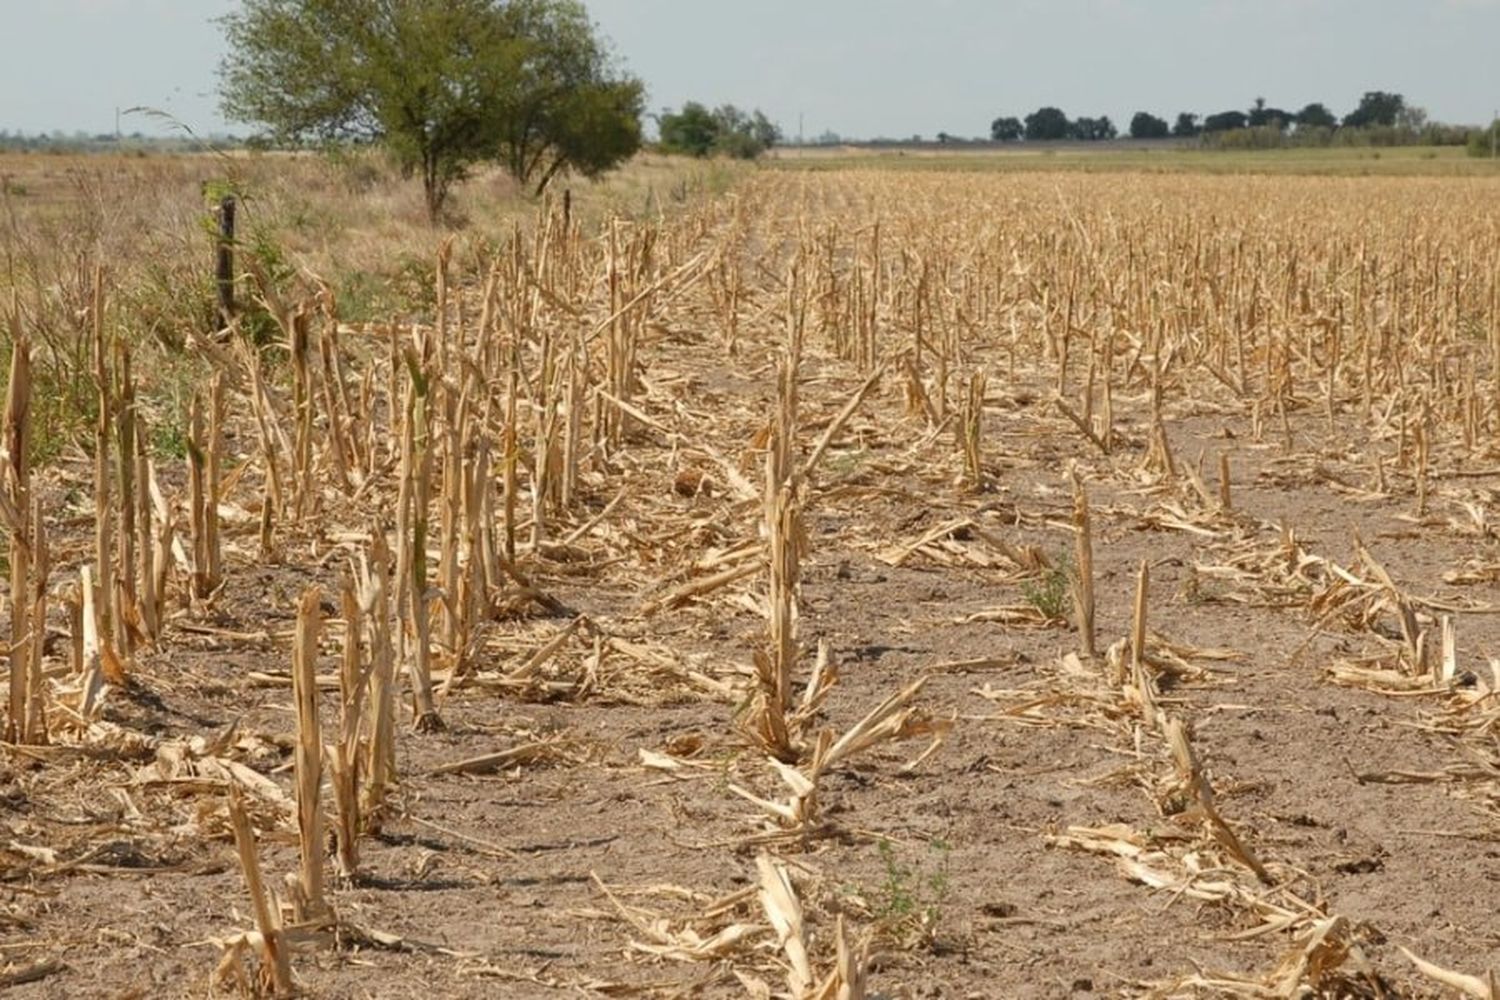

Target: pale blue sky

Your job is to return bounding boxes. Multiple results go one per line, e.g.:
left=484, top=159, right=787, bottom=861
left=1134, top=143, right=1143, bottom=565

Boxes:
left=1, top=0, right=1496, bottom=139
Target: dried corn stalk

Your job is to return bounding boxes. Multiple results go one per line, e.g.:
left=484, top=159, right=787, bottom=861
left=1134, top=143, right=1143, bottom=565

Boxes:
left=358, top=525, right=398, bottom=821
left=222, top=786, right=294, bottom=995
left=290, top=587, right=328, bottom=922
left=3, top=325, right=30, bottom=742
left=332, top=572, right=365, bottom=879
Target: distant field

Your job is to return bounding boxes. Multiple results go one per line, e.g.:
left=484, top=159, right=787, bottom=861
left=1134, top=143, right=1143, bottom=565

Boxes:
left=770, top=141, right=1500, bottom=176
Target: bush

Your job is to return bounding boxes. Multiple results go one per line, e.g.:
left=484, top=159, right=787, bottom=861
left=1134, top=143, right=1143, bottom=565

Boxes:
left=1468, top=124, right=1499, bottom=158
left=658, top=103, right=781, bottom=160
left=1205, top=125, right=1289, bottom=150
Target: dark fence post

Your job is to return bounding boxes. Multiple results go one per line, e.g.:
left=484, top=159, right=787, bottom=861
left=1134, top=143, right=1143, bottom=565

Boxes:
left=216, top=194, right=236, bottom=329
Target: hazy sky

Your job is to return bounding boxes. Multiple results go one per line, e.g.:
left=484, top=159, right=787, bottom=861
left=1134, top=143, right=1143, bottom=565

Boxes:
left=2, top=0, right=1496, bottom=139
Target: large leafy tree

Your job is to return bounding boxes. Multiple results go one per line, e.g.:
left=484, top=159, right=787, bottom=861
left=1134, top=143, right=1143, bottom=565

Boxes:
left=1129, top=112, right=1170, bottom=139
left=1071, top=116, right=1116, bottom=141
left=1203, top=110, right=1249, bottom=133
left=1342, top=91, right=1405, bottom=129
left=1172, top=112, right=1201, bottom=138
left=657, top=102, right=719, bottom=157
left=1247, top=97, right=1292, bottom=130
left=218, top=0, right=643, bottom=220
left=1295, top=102, right=1338, bottom=130
left=990, top=116, right=1023, bottom=142
left=1023, top=107, right=1070, bottom=141
left=657, top=103, right=781, bottom=159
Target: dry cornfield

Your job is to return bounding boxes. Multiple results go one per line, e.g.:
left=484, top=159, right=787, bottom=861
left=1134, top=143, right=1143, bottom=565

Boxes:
left=4, top=164, right=1500, bottom=998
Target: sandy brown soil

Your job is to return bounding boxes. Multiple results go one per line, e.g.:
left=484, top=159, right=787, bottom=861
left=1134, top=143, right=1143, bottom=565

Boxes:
left=5, top=170, right=1500, bottom=998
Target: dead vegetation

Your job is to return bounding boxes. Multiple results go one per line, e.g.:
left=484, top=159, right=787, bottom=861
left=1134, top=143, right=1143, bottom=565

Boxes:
left=3, top=165, right=1500, bottom=996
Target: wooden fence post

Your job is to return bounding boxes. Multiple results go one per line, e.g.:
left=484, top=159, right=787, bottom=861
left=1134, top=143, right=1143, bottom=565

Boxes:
left=216, top=194, right=235, bottom=328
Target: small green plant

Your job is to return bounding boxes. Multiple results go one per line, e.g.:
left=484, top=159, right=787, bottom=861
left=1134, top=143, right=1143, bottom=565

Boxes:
left=861, top=837, right=953, bottom=950
left=0, top=342, right=97, bottom=468
left=335, top=269, right=389, bottom=324
left=151, top=416, right=189, bottom=460
left=1021, top=551, right=1073, bottom=621
left=823, top=447, right=867, bottom=479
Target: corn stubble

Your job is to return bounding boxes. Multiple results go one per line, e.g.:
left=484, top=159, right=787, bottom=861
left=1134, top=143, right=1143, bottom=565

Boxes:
left=5, top=167, right=1500, bottom=995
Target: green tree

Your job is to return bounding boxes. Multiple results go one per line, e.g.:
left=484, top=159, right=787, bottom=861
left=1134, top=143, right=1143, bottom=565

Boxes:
left=657, top=102, right=718, bottom=157
left=750, top=110, right=782, bottom=151
left=218, top=0, right=643, bottom=221
left=1247, top=97, right=1292, bottom=130
left=1467, top=120, right=1499, bottom=158
left=711, top=105, right=780, bottom=157
left=1203, top=110, right=1248, bottom=132
left=1342, top=91, right=1405, bottom=128
left=1071, top=116, right=1116, bottom=141
left=657, top=102, right=780, bottom=159
left=1295, top=102, right=1337, bottom=129
left=1024, top=106, right=1070, bottom=141
left=1172, top=112, right=1201, bottom=137
left=487, top=0, right=644, bottom=194
left=990, top=116, right=1023, bottom=141
left=1129, top=112, right=1170, bottom=139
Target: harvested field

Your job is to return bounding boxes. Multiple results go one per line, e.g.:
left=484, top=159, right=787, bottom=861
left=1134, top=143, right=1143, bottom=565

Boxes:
left=5, top=166, right=1500, bottom=998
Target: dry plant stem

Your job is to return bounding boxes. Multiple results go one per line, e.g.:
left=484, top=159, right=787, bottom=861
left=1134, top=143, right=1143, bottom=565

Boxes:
left=1400, top=948, right=1498, bottom=1000
left=291, top=587, right=328, bottom=921
left=333, top=574, right=365, bottom=878
left=146, top=459, right=174, bottom=638
left=66, top=586, right=82, bottom=679
left=317, top=322, right=353, bottom=492
left=359, top=526, right=398, bottom=818
left=1165, top=716, right=1273, bottom=884
left=227, top=787, right=294, bottom=995
left=113, top=341, right=136, bottom=655
left=438, top=379, right=463, bottom=664
left=530, top=326, right=559, bottom=547
left=23, top=497, right=48, bottom=743
left=134, top=418, right=158, bottom=642
left=503, top=366, right=519, bottom=568
left=245, top=348, right=286, bottom=526
left=188, top=392, right=206, bottom=594
left=78, top=566, right=105, bottom=718
left=961, top=369, right=987, bottom=488
left=1128, top=559, right=1156, bottom=718
left=757, top=854, right=814, bottom=997
left=754, top=354, right=802, bottom=762
left=4, top=328, right=29, bottom=742
left=1071, top=469, right=1096, bottom=660
left=561, top=339, right=586, bottom=507
left=803, top=362, right=886, bottom=478
left=207, top=374, right=224, bottom=589
left=396, top=369, right=440, bottom=730
left=290, top=309, right=315, bottom=520
left=1131, top=559, right=1149, bottom=675
left=92, top=268, right=116, bottom=668
left=440, top=434, right=490, bottom=693
left=1053, top=394, right=1111, bottom=455
left=187, top=374, right=226, bottom=601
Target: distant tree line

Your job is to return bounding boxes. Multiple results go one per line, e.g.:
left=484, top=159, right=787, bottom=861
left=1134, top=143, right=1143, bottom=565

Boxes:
left=990, top=92, right=1490, bottom=151
left=988, top=109, right=1117, bottom=142
left=0, top=130, right=243, bottom=154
